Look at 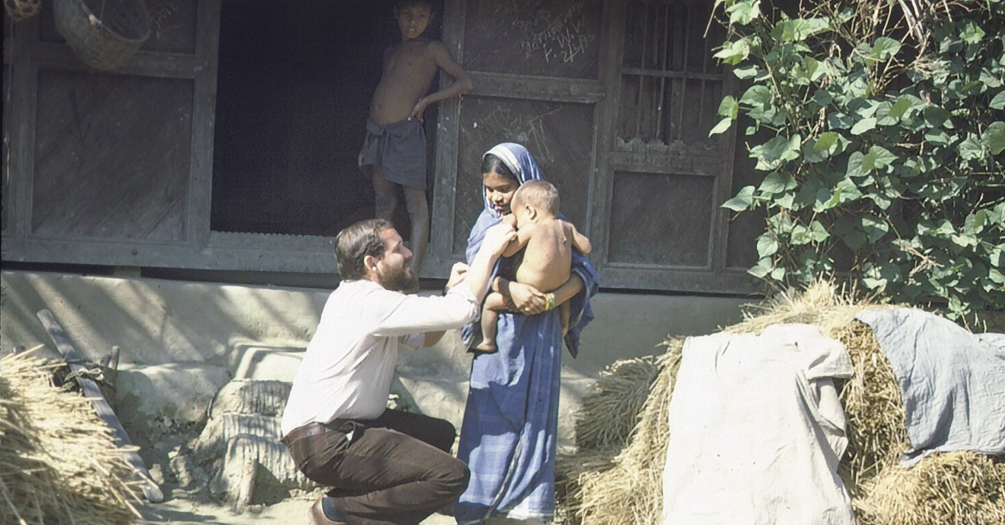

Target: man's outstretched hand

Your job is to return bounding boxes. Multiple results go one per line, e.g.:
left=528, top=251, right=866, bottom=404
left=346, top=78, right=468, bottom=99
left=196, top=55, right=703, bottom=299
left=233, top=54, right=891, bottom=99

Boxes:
left=481, top=223, right=518, bottom=257
left=444, top=262, right=469, bottom=293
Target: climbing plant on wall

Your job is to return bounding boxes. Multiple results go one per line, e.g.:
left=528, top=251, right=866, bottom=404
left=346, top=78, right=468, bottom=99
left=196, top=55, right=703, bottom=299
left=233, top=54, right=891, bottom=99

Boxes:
left=712, top=0, right=1005, bottom=319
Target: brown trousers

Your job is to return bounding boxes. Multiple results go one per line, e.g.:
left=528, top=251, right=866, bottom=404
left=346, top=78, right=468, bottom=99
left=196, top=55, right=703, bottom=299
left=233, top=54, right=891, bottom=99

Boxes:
left=283, top=409, right=470, bottom=525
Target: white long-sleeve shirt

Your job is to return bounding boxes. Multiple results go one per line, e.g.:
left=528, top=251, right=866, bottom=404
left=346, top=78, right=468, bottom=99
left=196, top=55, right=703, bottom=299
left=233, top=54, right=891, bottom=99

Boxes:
left=281, top=279, right=480, bottom=436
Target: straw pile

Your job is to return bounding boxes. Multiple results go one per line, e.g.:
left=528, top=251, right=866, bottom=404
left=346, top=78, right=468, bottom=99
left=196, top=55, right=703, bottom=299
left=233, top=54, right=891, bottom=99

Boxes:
left=858, top=451, right=1005, bottom=524
left=560, top=339, right=682, bottom=525
left=0, top=351, right=143, bottom=525
left=574, top=354, right=662, bottom=452
left=562, top=281, right=1004, bottom=525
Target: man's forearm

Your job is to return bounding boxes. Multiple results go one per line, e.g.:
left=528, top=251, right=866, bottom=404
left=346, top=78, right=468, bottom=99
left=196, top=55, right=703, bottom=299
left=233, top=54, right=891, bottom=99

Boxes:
left=464, top=249, right=499, bottom=304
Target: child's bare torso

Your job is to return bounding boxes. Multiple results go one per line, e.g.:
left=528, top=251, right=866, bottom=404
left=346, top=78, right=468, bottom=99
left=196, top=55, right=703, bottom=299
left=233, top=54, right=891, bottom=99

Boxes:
left=513, top=219, right=574, bottom=293
left=369, top=40, right=438, bottom=125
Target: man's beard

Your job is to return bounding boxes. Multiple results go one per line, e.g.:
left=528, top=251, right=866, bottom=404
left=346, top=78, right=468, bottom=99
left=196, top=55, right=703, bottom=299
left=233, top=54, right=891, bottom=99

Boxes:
left=378, top=265, right=418, bottom=292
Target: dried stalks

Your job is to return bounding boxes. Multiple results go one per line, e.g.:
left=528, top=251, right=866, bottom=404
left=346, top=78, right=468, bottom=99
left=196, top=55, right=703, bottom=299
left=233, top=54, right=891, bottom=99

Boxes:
left=858, top=451, right=1005, bottom=525
left=0, top=351, right=143, bottom=524
left=563, top=281, right=1002, bottom=525
left=574, top=355, right=661, bottom=451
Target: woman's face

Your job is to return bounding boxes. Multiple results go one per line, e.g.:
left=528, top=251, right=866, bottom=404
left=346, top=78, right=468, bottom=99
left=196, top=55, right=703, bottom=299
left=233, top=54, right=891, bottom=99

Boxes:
left=483, top=171, right=520, bottom=215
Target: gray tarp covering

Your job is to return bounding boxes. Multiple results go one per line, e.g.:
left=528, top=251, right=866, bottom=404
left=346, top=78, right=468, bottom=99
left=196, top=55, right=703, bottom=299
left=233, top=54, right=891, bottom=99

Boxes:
left=856, top=308, right=1005, bottom=465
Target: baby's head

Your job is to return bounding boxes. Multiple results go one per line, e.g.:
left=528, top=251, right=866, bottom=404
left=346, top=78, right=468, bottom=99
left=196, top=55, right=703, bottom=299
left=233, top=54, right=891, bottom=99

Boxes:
left=511, top=180, right=560, bottom=226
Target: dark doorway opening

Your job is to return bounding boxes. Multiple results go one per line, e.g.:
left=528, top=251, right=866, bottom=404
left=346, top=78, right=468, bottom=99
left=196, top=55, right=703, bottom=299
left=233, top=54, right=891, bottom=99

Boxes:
left=211, top=0, right=439, bottom=237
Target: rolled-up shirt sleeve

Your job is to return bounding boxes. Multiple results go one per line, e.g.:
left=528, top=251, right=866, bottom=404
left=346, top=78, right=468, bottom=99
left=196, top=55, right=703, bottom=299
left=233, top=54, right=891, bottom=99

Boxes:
left=368, top=285, right=481, bottom=337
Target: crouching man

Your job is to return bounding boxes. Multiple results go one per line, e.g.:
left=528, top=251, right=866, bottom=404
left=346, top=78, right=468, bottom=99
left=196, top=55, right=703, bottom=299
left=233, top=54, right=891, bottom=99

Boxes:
left=280, top=218, right=516, bottom=525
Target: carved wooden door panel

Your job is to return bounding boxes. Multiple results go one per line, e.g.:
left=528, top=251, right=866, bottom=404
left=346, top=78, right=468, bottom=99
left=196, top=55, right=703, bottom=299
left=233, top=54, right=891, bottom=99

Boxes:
left=424, top=0, right=608, bottom=275
left=3, top=0, right=221, bottom=268
left=591, top=0, right=758, bottom=293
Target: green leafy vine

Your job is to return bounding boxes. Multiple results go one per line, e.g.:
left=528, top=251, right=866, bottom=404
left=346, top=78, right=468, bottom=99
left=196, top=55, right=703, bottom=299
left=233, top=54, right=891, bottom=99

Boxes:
left=713, top=0, right=1005, bottom=319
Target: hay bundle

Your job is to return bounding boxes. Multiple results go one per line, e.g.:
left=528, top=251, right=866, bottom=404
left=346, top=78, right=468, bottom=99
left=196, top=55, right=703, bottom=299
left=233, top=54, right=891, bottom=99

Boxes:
left=0, top=351, right=142, bottom=524
left=574, top=355, right=661, bottom=451
left=555, top=448, right=617, bottom=525
left=833, top=320, right=910, bottom=492
left=857, top=451, right=1005, bottom=524
left=561, top=353, right=663, bottom=524
left=571, top=339, right=682, bottom=525
left=565, top=281, right=1002, bottom=525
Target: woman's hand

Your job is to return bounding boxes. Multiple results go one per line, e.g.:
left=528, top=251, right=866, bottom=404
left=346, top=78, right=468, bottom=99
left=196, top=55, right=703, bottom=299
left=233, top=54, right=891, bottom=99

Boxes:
left=502, top=280, right=547, bottom=315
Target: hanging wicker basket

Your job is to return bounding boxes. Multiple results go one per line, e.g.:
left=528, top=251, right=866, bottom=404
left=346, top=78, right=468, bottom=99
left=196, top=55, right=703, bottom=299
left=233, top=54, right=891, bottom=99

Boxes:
left=3, top=0, right=41, bottom=22
left=52, top=0, right=152, bottom=71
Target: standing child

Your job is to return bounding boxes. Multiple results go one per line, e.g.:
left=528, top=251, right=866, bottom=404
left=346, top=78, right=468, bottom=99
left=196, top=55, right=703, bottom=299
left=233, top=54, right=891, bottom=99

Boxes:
left=358, top=0, right=473, bottom=275
left=473, top=180, right=592, bottom=354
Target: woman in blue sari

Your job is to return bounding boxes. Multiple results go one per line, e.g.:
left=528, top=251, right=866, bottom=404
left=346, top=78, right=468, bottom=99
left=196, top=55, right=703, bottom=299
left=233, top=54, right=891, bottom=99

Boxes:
left=455, top=143, right=599, bottom=524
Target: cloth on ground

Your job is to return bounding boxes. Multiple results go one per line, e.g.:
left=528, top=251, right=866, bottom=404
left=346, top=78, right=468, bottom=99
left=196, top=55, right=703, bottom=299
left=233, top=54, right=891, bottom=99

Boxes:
left=660, top=324, right=856, bottom=525
left=856, top=308, right=1005, bottom=466
left=361, top=118, right=427, bottom=190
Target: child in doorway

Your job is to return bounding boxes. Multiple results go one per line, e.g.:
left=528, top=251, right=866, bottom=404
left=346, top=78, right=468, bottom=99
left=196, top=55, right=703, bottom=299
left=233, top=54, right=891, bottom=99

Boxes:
left=474, top=180, right=593, bottom=354
left=358, top=0, right=473, bottom=275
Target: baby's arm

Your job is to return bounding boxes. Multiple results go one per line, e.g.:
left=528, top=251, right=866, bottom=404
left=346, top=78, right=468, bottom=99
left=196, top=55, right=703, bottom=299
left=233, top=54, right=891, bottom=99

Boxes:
left=502, top=224, right=536, bottom=258
left=568, top=222, right=592, bottom=255
left=409, top=42, right=474, bottom=120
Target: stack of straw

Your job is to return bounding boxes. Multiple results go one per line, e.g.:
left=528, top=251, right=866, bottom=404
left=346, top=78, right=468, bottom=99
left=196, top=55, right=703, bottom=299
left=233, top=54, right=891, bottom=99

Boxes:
left=562, top=281, right=1004, bottom=525
left=1, top=351, right=143, bottom=524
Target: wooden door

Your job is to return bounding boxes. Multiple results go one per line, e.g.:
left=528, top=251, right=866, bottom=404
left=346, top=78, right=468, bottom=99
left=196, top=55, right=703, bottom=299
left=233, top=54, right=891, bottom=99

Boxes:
left=591, top=0, right=758, bottom=293
left=427, top=0, right=758, bottom=294
left=2, top=0, right=222, bottom=268
left=424, top=0, right=608, bottom=275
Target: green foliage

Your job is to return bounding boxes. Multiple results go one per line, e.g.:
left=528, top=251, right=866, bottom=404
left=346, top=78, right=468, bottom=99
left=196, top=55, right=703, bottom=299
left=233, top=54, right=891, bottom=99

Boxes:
left=713, top=0, right=1005, bottom=319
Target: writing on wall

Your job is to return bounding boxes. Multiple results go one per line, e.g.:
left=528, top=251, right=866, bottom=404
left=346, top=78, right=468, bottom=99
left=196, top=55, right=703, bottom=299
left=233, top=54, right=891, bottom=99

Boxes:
left=476, top=105, right=558, bottom=165
left=490, top=0, right=597, bottom=65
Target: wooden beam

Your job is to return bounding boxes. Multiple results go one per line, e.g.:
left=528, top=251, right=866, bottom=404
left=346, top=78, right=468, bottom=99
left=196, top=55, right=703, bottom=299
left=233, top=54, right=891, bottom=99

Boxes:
left=469, top=71, right=605, bottom=104
left=36, top=309, right=164, bottom=503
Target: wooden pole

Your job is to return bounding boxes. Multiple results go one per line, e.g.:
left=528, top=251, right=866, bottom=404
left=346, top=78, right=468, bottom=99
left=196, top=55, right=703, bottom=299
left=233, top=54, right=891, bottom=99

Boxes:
left=36, top=309, right=165, bottom=503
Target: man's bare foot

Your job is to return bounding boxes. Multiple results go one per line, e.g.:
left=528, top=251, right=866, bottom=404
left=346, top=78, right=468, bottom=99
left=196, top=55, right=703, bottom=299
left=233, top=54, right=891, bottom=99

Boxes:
left=471, top=339, right=498, bottom=354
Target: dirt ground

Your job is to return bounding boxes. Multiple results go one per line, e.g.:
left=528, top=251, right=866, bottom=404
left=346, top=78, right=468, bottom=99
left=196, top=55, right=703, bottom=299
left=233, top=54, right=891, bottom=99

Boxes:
left=1, top=270, right=751, bottom=525
left=136, top=495, right=455, bottom=524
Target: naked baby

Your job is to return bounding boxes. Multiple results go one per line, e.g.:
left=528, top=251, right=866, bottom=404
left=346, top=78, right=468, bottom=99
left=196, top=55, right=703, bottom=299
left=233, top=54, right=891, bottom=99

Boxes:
left=473, top=180, right=592, bottom=354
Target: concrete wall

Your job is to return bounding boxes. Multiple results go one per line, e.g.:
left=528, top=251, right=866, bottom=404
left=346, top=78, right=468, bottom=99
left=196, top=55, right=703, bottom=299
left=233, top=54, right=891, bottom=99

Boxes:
left=0, top=270, right=751, bottom=448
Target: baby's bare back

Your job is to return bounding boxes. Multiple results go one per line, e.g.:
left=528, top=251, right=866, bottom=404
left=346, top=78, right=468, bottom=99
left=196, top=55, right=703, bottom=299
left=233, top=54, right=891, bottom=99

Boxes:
left=514, top=219, right=574, bottom=292
left=369, top=41, right=438, bottom=124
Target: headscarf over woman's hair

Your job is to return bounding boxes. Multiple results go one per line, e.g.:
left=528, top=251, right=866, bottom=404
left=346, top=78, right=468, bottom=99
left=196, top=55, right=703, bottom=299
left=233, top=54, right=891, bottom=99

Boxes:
left=480, top=143, right=542, bottom=216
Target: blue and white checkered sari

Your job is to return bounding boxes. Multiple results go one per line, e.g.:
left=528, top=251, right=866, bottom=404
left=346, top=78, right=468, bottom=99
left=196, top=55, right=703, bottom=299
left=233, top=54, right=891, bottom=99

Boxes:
left=455, top=143, right=598, bottom=523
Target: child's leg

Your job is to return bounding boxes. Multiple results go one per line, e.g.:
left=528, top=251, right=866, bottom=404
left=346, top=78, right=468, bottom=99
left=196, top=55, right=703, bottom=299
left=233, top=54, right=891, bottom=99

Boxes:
left=371, top=166, right=398, bottom=221
left=473, top=293, right=507, bottom=354
left=403, top=187, right=429, bottom=273
left=560, top=302, right=571, bottom=336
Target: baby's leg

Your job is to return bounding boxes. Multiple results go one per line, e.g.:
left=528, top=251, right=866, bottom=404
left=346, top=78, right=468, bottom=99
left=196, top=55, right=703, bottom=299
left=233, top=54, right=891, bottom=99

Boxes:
left=560, top=302, right=571, bottom=336
left=473, top=293, right=507, bottom=354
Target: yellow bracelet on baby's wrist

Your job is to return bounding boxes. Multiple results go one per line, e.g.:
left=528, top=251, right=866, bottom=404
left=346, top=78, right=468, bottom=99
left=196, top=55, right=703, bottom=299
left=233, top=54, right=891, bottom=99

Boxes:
left=544, top=293, right=556, bottom=311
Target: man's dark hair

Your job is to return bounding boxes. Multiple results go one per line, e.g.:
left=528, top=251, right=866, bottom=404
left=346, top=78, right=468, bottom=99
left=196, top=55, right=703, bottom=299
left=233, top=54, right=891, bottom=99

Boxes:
left=335, top=219, right=393, bottom=280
